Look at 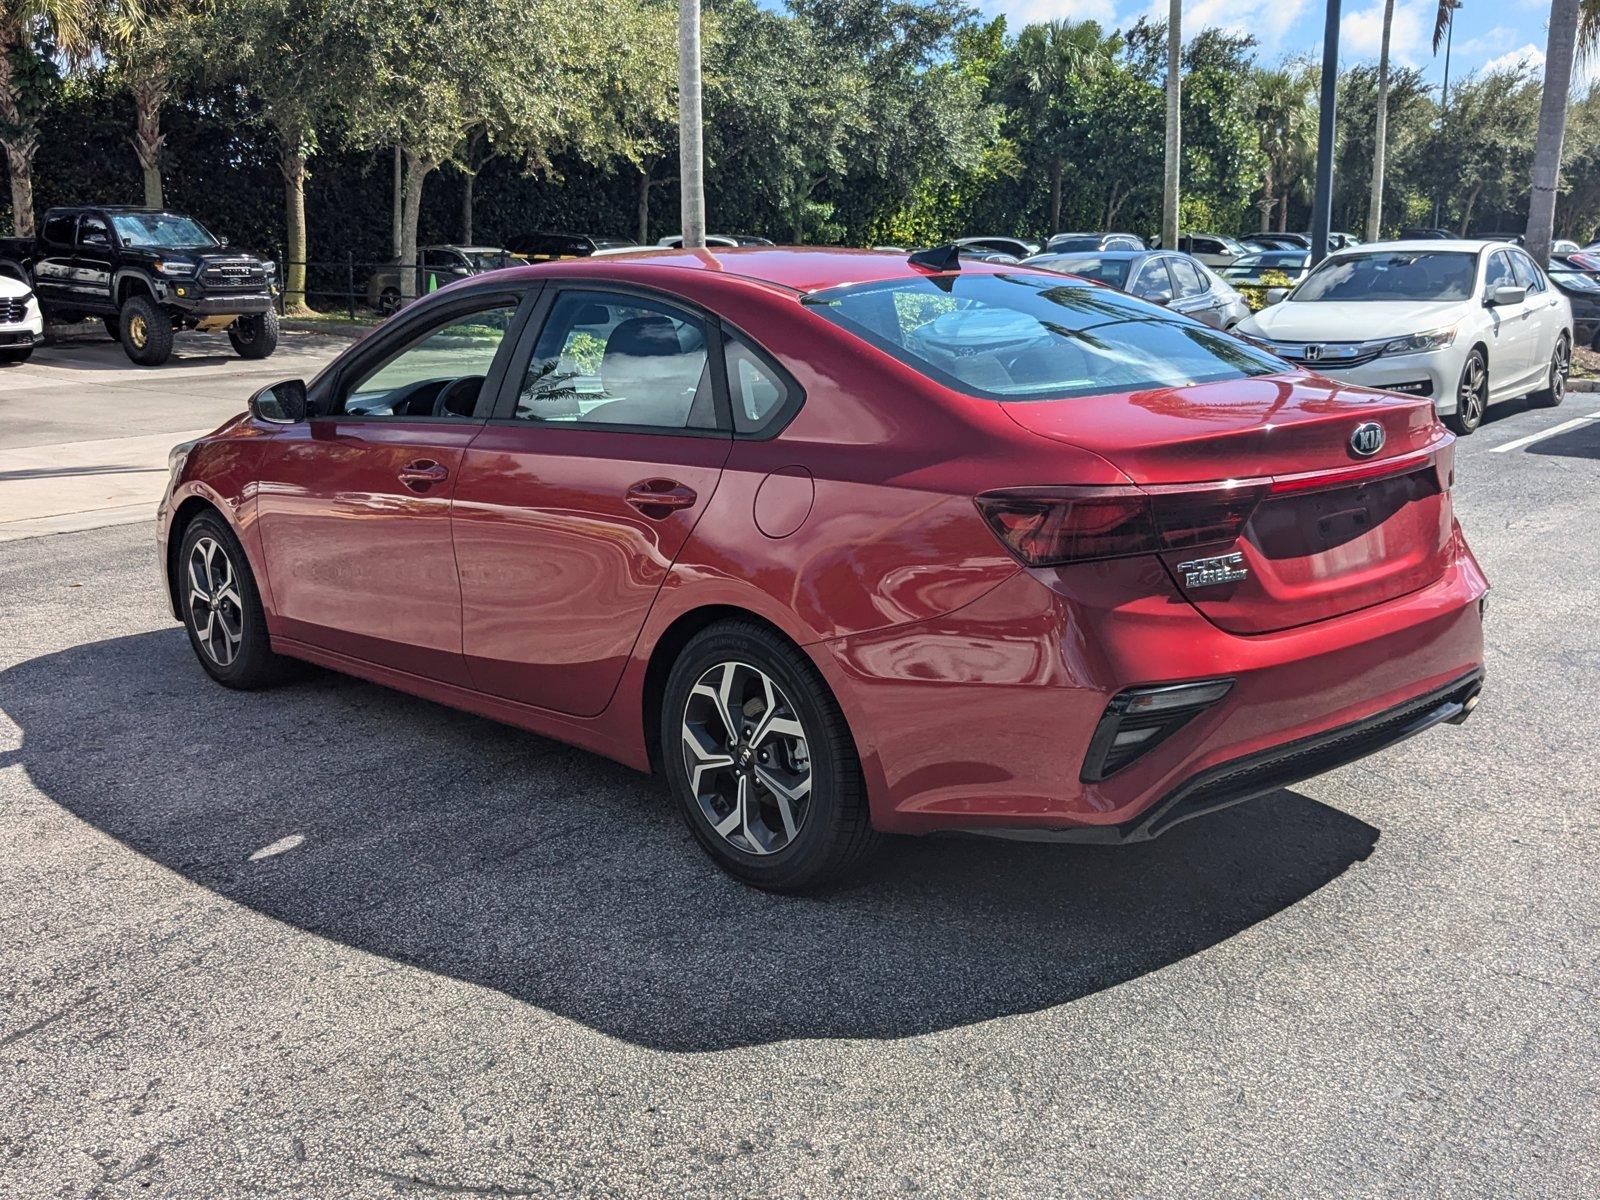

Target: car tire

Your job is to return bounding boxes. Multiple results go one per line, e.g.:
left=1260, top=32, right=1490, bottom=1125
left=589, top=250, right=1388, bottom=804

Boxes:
left=377, top=288, right=402, bottom=316
left=176, top=512, right=297, bottom=690
left=120, top=294, right=174, bottom=366
left=1530, top=335, right=1570, bottom=408
left=660, top=620, right=882, bottom=892
left=229, top=309, right=280, bottom=359
left=1446, top=348, right=1488, bottom=435
left=0, top=347, right=32, bottom=365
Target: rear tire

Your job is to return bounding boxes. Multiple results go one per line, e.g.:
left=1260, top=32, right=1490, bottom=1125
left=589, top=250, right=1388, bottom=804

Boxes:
left=377, top=287, right=402, bottom=316
left=120, top=294, right=174, bottom=366
left=1446, top=348, right=1487, bottom=435
left=176, top=512, right=297, bottom=690
left=229, top=309, right=279, bottom=359
left=660, top=621, right=881, bottom=892
left=1530, top=335, right=1570, bottom=408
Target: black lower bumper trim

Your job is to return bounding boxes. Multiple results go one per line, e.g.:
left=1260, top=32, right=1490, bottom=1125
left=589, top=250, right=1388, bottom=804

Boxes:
left=962, top=668, right=1485, bottom=846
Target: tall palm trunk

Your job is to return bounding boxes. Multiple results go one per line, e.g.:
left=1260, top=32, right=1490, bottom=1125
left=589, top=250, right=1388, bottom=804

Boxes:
left=638, top=166, right=651, bottom=244
left=1526, top=0, right=1581, bottom=265
left=131, top=76, right=167, bottom=209
left=461, top=169, right=474, bottom=244
left=0, top=22, right=38, bottom=238
left=391, top=146, right=403, bottom=259
left=1161, top=0, right=1181, bottom=247
left=1049, top=157, right=1063, bottom=232
left=1366, top=0, right=1395, bottom=241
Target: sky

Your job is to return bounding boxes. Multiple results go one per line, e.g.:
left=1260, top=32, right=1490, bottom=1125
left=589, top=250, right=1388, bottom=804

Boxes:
left=976, top=0, right=1591, bottom=93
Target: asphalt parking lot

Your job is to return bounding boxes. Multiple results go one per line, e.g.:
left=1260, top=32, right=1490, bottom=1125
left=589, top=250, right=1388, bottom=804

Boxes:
left=2, top=341, right=1598, bottom=1196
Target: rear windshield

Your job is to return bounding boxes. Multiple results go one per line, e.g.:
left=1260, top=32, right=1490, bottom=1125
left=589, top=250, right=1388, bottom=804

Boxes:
left=803, top=273, right=1282, bottom=401
left=1294, top=250, right=1477, bottom=302
left=1031, top=255, right=1133, bottom=288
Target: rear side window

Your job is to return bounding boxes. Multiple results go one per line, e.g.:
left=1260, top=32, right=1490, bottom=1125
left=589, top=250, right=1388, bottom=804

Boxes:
left=515, top=290, right=718, bottom=430
left=1130, top=260, right=1174, bottom=303
left=1509, top=250, right=1546, bottom=293
left=804, top=273, right=1281, bottom=401
left=41, top=214, right=75, bottom=245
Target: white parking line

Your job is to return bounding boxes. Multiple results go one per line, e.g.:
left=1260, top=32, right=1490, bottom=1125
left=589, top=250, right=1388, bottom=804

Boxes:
left=1490, top=413, right=1600, bottom=453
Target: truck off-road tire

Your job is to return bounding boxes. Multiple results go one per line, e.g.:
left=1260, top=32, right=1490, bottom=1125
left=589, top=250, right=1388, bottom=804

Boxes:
left=377, top=287, right=402, bottom=316
left=229, top=309, right=279, bottom=360
left=119, top=294, right=174, bottom=366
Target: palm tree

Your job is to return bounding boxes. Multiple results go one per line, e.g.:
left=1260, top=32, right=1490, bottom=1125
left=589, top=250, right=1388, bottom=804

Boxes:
left=1001, top=20, right=1116, bottom=234
left=1254, top=67, right=1314, bottom=232
left=101, top=1, right=206, bottom=210
left=1524, top=0, right=1600, bottom=263
left=1162, top=0, right=1181, bottom=248
left=1, top=0, right=137, bottom=236
left=1366, top=0, right=1396, bottom=239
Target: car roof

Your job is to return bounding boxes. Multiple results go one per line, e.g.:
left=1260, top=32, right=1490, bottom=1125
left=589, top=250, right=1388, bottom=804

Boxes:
left=481, top=246, right=1025, bottom=296
left=1338, top=239, right=1494, bottom=254
left=1033, top=249, right=1151, bottom=261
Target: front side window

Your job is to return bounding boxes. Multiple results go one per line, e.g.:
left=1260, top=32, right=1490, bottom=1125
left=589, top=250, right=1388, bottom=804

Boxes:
left=109, top=212, right=217, bottom=248
left=1294, top=251, right=1478, bottom=302
left=1169, top=258, right=1207, bottom=297
left=804, top=273, right=1282, bottom=401
left=1484, top=252, right=1516, bottom=294
left=340, top=302, right=518, bottom=419
left=77, top=216, right=111, bottom=249
left=514, top=291, right=717, bottom=430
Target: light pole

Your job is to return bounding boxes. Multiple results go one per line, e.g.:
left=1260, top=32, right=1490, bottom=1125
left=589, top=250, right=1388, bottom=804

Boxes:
left=678, top=0, right=706, bottom=250
left=1309, top=0, right=1342, bottom=264
left=1160, top=0, right=1181, bottom=250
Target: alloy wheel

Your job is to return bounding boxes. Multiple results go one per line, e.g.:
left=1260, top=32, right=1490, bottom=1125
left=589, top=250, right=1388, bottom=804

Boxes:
left=1458, top=355, right=1486, bottom=427
left=681, top=661, right=812, bottom=856
left=186, top=536, right=245, bottom=667
left=129, top=313, right=148, bottom=349
left=1551, top=341, right=1570, bottom=403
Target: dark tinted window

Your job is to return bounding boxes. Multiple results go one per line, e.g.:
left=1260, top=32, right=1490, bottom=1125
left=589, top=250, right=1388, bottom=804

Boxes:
left=41, top=214, right=76, bottom=245
left=1050, top=237, right=1101, bottom=253
left=77, top=215, right=111, bottom=248
left=804, top=273, right=1280, bottom=401
left=1296, top=251, right=1478, bottom=302
left=1034, top=255, right=1132, bottom=288
left=516, top=291, right=717, bottom=430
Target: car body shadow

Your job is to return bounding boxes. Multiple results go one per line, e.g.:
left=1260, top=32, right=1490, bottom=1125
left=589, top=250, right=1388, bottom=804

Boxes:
left=0, top=629, right=1380, bottom=1052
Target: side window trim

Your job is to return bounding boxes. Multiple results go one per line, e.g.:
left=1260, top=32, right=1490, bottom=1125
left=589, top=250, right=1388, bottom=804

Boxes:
left=318, top=287, right=537, bottom=423
left=718, top=322, right=806, bottom=440
left=487, top=281, right=735, bottom=438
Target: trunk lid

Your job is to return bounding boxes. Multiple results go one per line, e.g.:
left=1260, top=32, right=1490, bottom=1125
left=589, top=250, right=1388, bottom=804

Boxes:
left=1002, top=374, right=1457, bottom=634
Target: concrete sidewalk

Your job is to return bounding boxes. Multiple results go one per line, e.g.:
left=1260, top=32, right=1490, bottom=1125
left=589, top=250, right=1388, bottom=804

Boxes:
left=0, top=326, right=347, bottom=543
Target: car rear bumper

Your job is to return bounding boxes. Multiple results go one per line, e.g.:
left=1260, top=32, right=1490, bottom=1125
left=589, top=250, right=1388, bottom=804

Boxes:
left=814, top=536, right=1488, bottom=837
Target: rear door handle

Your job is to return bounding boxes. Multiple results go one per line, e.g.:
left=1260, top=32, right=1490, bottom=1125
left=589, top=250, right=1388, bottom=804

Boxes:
left=398, top=460, right=449, bottom=490
left=626, top=479, right=698, bottom=515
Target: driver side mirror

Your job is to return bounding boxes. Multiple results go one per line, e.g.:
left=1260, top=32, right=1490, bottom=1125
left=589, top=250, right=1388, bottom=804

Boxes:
left=1487, top=285, right=1527, bottom=307
left=249, top=378, right=308, bottom=423
left=1265, top=286, right=1289, bottom=305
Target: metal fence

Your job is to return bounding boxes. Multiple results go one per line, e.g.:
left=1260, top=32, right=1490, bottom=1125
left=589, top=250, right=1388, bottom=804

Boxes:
left=271, top=252, right=517, bottom=320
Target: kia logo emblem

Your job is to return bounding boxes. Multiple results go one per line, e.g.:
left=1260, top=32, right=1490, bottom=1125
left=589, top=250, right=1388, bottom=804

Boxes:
left=1350, top=421, right=1385, bottom=457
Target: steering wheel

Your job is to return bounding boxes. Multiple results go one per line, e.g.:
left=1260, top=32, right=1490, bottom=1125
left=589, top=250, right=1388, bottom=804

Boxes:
left=431, top=375, right=484, bottom=418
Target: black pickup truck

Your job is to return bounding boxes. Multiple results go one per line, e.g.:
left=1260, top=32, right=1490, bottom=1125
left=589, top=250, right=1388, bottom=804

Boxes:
left=0, top=205, right=279, bottom=366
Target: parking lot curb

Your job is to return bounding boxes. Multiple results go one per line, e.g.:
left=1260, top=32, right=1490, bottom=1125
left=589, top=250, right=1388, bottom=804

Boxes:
left=1569, top=378, right=1600, bottom=392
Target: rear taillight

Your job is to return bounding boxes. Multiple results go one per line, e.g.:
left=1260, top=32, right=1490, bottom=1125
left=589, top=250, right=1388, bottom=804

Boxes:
left=974, top=483, right=1265, bottom=567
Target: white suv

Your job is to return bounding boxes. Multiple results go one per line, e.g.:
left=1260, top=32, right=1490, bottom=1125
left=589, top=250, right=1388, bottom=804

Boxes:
left=1236, top=240, right=1573, bottom=434
left=0, top=272, right=43, bottom=365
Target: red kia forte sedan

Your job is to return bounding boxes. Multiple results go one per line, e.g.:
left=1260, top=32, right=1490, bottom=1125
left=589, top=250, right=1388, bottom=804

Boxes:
left=158, top=247, right=1487, bottom=890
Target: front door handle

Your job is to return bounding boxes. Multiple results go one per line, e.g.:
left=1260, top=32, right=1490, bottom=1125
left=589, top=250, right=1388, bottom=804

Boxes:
left=626, top=479, right=698, bottom=515
left=398, top=460, right=449, bottom=491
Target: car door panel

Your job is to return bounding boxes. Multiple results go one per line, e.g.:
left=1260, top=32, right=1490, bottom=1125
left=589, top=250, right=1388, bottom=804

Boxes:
left=254, top=421, right=480, bottom=683
left=450, top=284, right=734, bottom=718
left=251, top=291, right=530, bottom=685
left=453, top=427, right=731, bottom=715
left=71, top=214, right=117, bottom=312
left=31, top=215, right=78, bottom=308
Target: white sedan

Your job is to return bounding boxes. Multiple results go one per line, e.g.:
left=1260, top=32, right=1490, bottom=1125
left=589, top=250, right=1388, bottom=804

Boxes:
left=1236, top=239, right=1572, bottom=434
left=0, top=271, right=43, bottom=365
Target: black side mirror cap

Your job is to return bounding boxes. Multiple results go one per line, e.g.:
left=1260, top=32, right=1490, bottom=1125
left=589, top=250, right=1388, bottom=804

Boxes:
left=249, top=378, right=308, bottom=423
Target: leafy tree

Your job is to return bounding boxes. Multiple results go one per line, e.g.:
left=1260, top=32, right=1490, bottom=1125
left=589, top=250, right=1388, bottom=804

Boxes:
left=1523, top=0, right=1600, bottom=262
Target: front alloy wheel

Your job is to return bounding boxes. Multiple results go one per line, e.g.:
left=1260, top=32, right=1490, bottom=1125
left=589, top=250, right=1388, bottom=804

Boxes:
left=682, top=661, right=813, bottom=856
left=1448, top=350, right=1487, bottom=435
left=186, top=535, right=245, bottom=667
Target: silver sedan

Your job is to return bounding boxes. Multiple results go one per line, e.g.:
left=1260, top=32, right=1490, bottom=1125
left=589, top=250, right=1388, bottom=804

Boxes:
left=1023, top=249, right=1252, bottom=329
